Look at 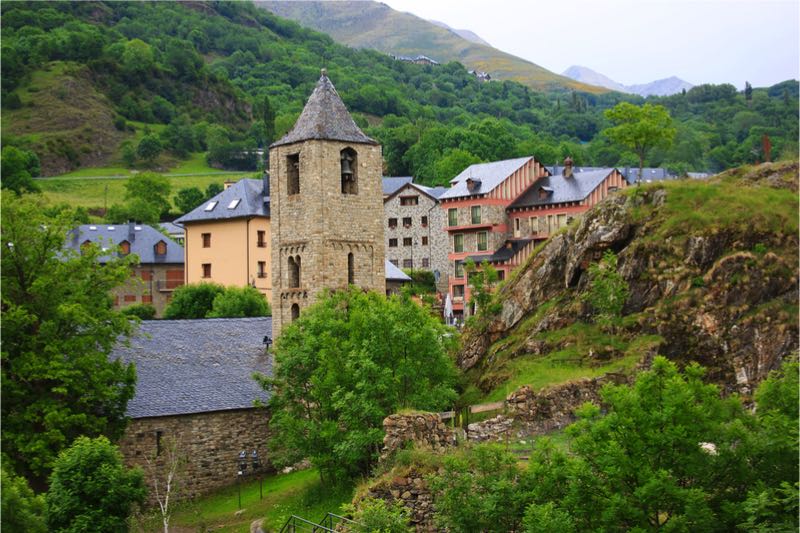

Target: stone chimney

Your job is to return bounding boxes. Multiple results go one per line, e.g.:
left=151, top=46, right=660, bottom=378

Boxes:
left=563, top=156, right=574, bottom=178
left=466, top=178, right=481, bottom=192
left=128, top=221, right=136, bottom=242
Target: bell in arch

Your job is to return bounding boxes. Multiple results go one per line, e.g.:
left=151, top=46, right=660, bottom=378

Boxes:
left=341, top=153, right=354, bottom=179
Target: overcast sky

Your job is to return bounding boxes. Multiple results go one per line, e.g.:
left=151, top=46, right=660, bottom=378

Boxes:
left=381, top=0, right=799, bottom=88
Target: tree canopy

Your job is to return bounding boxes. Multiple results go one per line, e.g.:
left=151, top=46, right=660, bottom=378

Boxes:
left=258, top=288, right=458, bottom=482
left=1, top=195, right=137, bottom=488
left=603, top=102, right=676, bottom=181
left=429, top=357, right=799, bottom=532
left=46, top=436, right=146, bottom=533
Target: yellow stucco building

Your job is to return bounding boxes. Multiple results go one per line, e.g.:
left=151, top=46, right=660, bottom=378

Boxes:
left=175, top=177, right=272, bottom=300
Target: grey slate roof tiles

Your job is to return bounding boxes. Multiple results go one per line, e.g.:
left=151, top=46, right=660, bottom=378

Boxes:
left=508, top=168, right=617, bottom=209
left=271, top=71, right=378, bottom=148
left=382, top=176, right=414, bottom=196
left=174, top=178, right=269, bottom=225
left=385, top=259, right=412, bottom=281
left=65, top=223, right=184, bottom=264
left=111, top=317, right=273, bottom=418
left=440, top=156, right=534, bottom=200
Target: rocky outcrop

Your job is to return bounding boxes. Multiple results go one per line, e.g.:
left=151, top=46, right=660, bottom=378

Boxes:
left=381, top=413, right=457, bottom=460
left=460, top=168, right=799, bottom=394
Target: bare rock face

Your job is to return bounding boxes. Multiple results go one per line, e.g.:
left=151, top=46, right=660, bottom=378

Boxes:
left=459, top=174, right=798, bottom=394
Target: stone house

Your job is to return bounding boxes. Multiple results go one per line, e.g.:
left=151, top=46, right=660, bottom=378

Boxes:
left=174, top=176, right=272, bottom=300
left=439, top=156, right=549, bottom=319
left=114, top=317, right=272, bottom=500
left=384, top=180, right=449, bottom=293
left=65, top=223, right=184, bottom=317
left=269, top=70, right=385, bottom=339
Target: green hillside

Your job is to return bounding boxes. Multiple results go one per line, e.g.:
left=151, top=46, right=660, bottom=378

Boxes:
left=257, top=0, right=604, bottom=93
left=1, top=1, right=797, bottom=191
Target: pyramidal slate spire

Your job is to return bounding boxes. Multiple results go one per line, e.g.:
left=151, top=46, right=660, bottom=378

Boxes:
left=270, top=69, right=378, bottom=147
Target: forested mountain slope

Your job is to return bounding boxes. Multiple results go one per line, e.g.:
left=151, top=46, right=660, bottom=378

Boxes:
left=257, top=0, right=602, bottom=93
left=1, top=1, right=797, bottom=182
left=459, top=162, right=798, bottom=395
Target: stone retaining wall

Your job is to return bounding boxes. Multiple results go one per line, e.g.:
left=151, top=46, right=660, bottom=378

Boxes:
left=363, top=469, right=437, bottom=532
left=381, top=412, right=457, bottom=460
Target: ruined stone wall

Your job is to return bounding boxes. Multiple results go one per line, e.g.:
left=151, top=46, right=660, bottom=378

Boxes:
left=363, top=469, right=437, bottom=532
left=381, top=412, right=457, bottom=459
left=118, top=408, right=270, bottom=502
left=467, top=373, right=630, bottom=441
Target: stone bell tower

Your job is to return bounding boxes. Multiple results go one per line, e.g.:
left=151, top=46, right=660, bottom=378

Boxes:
left=269, top=69, right=385, bottom=338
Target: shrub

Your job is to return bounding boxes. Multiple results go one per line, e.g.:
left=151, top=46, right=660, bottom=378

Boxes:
left=46, top=436, right=146, bottom=532
left=346, top=498, right=412, bottom=533
left=163, top=282, right=225, bottom=319
left=1, top=466, right=46, bottom=533
left=208, top=286, right=271, bottom=318
left=121, top=303, right=157, bottom=320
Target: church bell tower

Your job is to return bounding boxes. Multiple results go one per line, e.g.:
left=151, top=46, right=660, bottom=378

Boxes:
left=269, top=69, right=385, bottom=338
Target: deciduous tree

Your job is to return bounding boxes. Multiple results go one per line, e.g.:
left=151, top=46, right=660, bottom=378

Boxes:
left=1, top=196, right=137, bottom=488
left=603, top=102, right=676, bottom=183
left=258, top=288, right=458, bottom=482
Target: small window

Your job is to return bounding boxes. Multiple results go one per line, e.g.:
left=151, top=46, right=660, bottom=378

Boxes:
left=202, top=233, right=211, bottom=248
left=389, top=238, right=398, bottom=248
left=422, top=258, right=430, bottom=267
left=557, top=214, right=567, bottom=228
left=258, top=261, right=267, bottom=278
left=227, top=199, right=241, bottom=209
left=497, top=270, right=506, bottom=280
left=291, top=303, right=300, bottom=321
left=530, top=217, right=539, bottom=234
left=347, top=252, right=354, bottom=285
left=403, top=237, right=412, bottom=246
left=400, top=196, right=419, bottom=206
left=287, top=153, right=300, bottom=195
left=119, top=240, right=131, bottom=255
left=403, top=259, right=413, bottom=268
left=454, top=261, right=464, bottom=278
left=453, top=284, right=465, bottom=297
left=514, top=218, right=521, bottom=237
left=448, top=208, right=458, bottom=227
left=288, top=256, right=301, bottom=288
left=471, top=206, right=481, bottom=224
left=421, top=236, right=428, bottom=245
left=389, top=259, right=399, bottom=266
left=453, top=234, right=464, bottom=253
left=402, top=217, right=412, bottom=228
left=421, top=216, right=428, bottom=227
left=257, top=230, right=266, bottom=247
left=154, top=241, right=167, bottom=255
left=204, top=201, right=218, bottom=211
left=388, top=218, right=397, bottom=229
left=156, top=430, right=163, bottom=456
left=124, top=295, right=137, bottom=303
left=477, top=231, right=488, bottom=251
left=202, top=263, right=211, bottom=278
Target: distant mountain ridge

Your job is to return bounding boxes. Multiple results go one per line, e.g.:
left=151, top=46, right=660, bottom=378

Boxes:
left=256, top=1, right=606, bottom=93
left=563, top=65, right=694, bottom=96
left=428, top=20, right=491, bottom=46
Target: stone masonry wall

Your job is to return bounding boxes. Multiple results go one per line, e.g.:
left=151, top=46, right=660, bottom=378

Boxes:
left=270, top=140, right=385, bottom=338
left=364, top=469, right=437, bottom=532
left=381, top=412, right=457, bottom=460
left=118, top=408, right=270, bottom=503
left=384, top=185, right=449, bottom=294
left=467, top=373, right=630, bottom=442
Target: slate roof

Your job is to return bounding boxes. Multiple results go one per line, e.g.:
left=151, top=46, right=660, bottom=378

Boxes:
left=439, top=157, right=535, bottom=200
left=415, top=184, right=448, bottom=199
left=174, top=178, right=269, bottom=225
left=621, top=167, right=675, bottom=184
left=466, top=239, right=534, bottom=264
left=111, top=317, right=272, bottom=418
left=65, top=223, right=184, bottom=264
left=271, top=70, right=378, bottom=148
left=508, top=168, right=617, bottom=210
left=385, top=259, right=412, bottom=281
left=383, top=176, right=414, bottom=196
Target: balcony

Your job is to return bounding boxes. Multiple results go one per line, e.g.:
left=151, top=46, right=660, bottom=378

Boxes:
left=156, top=279, right=184, bottom=292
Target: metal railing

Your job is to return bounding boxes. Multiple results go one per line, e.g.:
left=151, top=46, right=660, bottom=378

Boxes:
left=279, top=512, right=361, bottom=533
